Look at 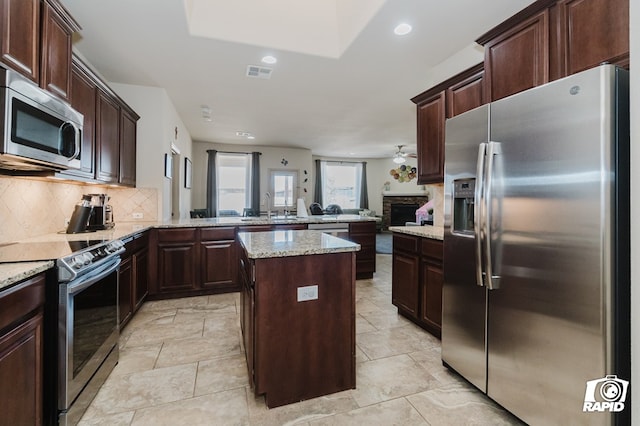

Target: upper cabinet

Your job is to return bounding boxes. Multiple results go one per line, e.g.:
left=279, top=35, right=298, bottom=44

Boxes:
left=0, top=0, right=79, bottom=101
left=477, top=0, right=629, bottom=101
left=550, top=0, right=629, bottom=78
left=412, top=0, right=629, bottom=184
left=479, top=9, right=550, bottom=101
left=67, top=59, right=97, bottom=179
left=411, top=64, right=485, bottom=184
left=0, top=0, right=40, bottom=82
left=119, top=107, right=139, bottom=187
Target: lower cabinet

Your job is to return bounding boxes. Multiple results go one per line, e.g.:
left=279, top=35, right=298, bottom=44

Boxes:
left=348, top=221, right=376, bottom=279
left=119, top=231, right=149, bottom=328
left=0, top=273, right=45, bottom=426
left=391, top=233, right=443, bottom=338
left=200, top=227, right=238, bottom=292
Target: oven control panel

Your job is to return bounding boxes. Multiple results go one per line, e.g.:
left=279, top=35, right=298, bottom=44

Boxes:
left=57, top=239, right=125, bottom=282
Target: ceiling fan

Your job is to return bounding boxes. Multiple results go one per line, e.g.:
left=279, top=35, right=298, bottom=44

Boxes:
left=392, top=145, right=416, bottom=164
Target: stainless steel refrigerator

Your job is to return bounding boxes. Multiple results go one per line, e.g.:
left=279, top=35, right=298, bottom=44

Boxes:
left=441, top=65, right=630, bottom=426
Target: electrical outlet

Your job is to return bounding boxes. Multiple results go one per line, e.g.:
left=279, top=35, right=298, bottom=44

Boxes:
left=297, top=285, right=318, bottom=302
left=132, top=212, right=143, bottom=219
left=64, top=217, right=70, bottom=226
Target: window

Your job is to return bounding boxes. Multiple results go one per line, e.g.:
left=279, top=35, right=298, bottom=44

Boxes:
left=321, top=161, right=364, bottom=209
left=269, top=169, right=298, bottom=208
left=216, top=153, right=252, bottom=215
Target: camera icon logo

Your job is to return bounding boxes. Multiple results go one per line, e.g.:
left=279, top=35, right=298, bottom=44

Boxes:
left=583, top=375, right=629, bottom=413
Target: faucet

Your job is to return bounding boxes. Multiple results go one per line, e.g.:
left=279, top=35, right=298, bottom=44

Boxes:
left=264, top=192, right=272, bottom=218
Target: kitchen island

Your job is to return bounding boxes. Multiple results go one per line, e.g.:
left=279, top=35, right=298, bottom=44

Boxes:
left=238, top=229, right=359, bottom=408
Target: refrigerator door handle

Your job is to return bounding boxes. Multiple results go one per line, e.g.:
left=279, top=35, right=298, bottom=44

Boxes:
left=474, top=143, right=487, bottom=287
left=484, top=141, right=501, bottom=290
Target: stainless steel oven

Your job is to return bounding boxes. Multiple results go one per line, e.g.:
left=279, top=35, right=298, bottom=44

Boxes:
left=56, top=240, right=124, bottom=425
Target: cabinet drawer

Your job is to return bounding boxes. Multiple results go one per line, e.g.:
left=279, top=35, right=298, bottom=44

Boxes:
left=0, top=274, right=45, bottom=332
left=201, top=227, right=236, bottom=241
left=157, top=228, right=197, bottom=243
left=393, top=233, right=419, bottom=253
left=421, top=238, right=443, bottom=260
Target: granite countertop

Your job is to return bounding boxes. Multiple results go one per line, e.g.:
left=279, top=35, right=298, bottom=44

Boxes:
left=389, top=225, right=444, bottom=241
left=0, top=261, right=54, bottom=291
left=0, top=215, right=375, bottom=288
left=238, top=229, right=360, bottom=259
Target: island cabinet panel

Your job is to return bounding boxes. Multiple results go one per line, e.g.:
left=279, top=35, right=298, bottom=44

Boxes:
left=0, top=273, right=45, bottom=426
left=239, top=248, right=254, bottom=382
left=483, top=10, right=550, bottom=101
left=391, top=233, right=443, bottom=338
left=200, top=227, right=238, bottom=292
left=247, top=252, right=355, bottom=408
left=348, top=221, right=376, bottom=279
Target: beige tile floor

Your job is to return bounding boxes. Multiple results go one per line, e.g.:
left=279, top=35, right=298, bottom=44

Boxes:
left=79, top=254, right=524, bottom=426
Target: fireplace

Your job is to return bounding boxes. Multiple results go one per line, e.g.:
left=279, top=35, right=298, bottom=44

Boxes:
left=382, top=195, right=429, bottom=229
left=390, top=203, right=418, bottom=226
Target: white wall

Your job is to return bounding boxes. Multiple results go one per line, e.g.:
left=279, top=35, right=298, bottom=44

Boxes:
left=110, top=83, right=192, bottom=221
left=629, top=0, right=638, bottom=421
left=191, top=142, right=313, bottom=213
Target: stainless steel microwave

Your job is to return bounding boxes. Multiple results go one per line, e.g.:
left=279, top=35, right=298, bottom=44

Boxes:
left=0, top=67, right=82, bottom=171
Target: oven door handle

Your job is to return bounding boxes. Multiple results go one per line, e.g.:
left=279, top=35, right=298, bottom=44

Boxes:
left=66, top=258, right=121, bottom=295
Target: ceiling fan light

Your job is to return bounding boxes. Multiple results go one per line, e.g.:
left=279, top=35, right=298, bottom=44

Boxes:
left=393, top=155, right=406, bottom=164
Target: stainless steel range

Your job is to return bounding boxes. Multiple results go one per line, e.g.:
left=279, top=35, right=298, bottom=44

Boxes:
left=56, top=239, right=124, bottom=425
left=0, top=238, right=124, bottom=425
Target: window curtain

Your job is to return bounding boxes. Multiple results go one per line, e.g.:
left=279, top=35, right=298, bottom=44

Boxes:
left=359, top=161, right=369, bottom=209
left=250, top=152, right=261, bottom=215
left=314, top=159, right=323, bottom=205
left=206, top=149, right=217, bottom=217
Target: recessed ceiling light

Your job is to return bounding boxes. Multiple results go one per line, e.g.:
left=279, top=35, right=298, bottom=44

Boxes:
left=261, top=55, right=277, bottom=64
left=394, top=23, right=412, bottom=36
left=236, top=131, right=254, bottom=139
left=247, top=135, right=255, bottom=140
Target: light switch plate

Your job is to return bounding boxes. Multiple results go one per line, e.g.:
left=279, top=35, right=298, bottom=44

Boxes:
left=297, top=285, right=318, bottom=302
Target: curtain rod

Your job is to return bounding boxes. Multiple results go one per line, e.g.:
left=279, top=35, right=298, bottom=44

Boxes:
left=318, top=159, right=366, bottom=164
left=207, top=150, right=262, bottom=155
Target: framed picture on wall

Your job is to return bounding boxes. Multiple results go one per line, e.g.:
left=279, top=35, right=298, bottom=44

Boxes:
left=164, top=153, right=172, bottom=179
left=184, top=157, right=192, bottom=189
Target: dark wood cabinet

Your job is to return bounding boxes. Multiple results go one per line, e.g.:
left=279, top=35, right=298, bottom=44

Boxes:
left=119, top=108, right=138, bottom=187
left=118, top=254, right=133, bottom=326
left=481, top=10, right=550, bottom=101
left=477, top=0, right=629, bottom=100
left=0, top=274, right=45, bottom=426
left=412, top=63, right=485, bottom=184
left=447, top=66, right=486, bottom=117
left=157, top=229, right=198, bottom=294
left=0, top=0, right=79, bottom=99
left=551, top=0, right=629, bottom=78
left=200, top=227, right=238, bottom=292
left=392, top=234, right=420, bottom=318
left=391, top=232, right=443, bottom=338
left=119, top=232, right=149, bottom=328
left=242, top=248, right=355, bottom=408
left=415, top=91, right=445, bottom=184
left=40, top=1, right=74, bottom=100
left=348, top=221, right=376, bottom=279
left=65, top=59, right=97, bottom=179
left=419, top=238, right=443, bottom=338
left=96, top=90, right=120, bottom=184
left=0, top=0, right=40, bottom=82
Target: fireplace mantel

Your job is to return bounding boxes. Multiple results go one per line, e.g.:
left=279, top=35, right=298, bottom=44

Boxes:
left=382, top=190, right=429, bottom=197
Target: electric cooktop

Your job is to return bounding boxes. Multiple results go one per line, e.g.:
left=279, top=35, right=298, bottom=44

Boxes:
left=0, top=240, right=107, bottom=263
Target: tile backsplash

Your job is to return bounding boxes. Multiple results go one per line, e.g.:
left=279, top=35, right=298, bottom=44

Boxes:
left=0, top=176, right=157, bottom=243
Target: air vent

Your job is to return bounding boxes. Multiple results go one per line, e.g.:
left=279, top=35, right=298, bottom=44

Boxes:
left=246, top=65, right=272, bottom=79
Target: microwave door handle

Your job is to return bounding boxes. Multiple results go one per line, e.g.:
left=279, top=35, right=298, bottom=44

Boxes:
left=60, top=121, right=81, bottom=160
left=474, top=143, right=487, bottom=287
left=484, top=142, right=501, bottom=290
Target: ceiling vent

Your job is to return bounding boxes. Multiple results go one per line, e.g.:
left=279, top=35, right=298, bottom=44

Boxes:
left=246, top=65, right=272, bottom=79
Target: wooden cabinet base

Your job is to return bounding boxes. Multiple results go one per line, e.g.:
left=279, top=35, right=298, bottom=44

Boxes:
left=245, top=252, right=356, bottom=408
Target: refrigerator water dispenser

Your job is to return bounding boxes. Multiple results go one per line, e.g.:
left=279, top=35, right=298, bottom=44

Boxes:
left=452, top=178, right=475, bottom=235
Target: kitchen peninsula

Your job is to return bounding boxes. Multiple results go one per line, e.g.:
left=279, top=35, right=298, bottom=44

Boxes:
left=238, top=229, right=359, bottom=407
